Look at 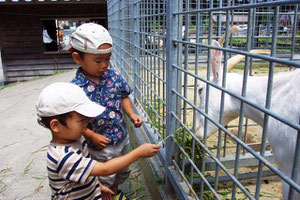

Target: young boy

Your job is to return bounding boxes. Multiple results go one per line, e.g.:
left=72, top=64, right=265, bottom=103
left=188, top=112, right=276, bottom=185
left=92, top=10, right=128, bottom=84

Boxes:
left=36, top=82, right=160, bottom=200
left=69, top=23, right=143, bottom=199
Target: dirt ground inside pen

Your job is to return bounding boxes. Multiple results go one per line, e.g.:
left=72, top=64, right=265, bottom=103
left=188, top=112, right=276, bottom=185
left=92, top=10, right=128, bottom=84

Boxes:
left=183, top=64, right=292, bottom=199
left=205, top=120, right=283, bottom=200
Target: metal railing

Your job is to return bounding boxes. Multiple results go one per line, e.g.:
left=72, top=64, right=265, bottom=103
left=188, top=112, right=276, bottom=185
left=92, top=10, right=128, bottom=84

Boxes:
left=107, top=0, right=300, bottom=199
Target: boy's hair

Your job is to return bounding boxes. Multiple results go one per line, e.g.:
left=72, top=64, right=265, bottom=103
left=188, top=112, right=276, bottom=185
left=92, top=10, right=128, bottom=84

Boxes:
left=37, top=112, right=71, bottom=129
left=69, top=47, right=85, bottom=59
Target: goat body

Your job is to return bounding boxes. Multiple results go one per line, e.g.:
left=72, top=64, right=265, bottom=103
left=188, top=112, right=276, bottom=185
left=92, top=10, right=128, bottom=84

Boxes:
left=195, top=40, right=300, bottom=199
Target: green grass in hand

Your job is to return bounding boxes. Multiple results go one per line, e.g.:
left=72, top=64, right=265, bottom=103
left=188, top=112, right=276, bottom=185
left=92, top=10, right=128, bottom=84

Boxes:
left=157, top=133, right=174, bottom=145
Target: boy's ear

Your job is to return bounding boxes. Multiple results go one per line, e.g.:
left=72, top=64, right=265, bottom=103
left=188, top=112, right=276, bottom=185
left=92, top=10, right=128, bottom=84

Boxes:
left=49, top=119, right=60, bottom=133
left=72, top=52, right=82, bottom=65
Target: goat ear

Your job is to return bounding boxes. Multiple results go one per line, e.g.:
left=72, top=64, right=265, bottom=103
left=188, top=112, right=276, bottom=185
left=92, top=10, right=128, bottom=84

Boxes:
left=211, top=40, right=222, bottom=80
left=197, top=82, right=205, bottom=95
left=198, top=86, right=203, bottom=95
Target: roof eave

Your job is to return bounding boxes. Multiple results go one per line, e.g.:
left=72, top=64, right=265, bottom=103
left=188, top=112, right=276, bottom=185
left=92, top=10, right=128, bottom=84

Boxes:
left=0, top=0, right=107, bottom=5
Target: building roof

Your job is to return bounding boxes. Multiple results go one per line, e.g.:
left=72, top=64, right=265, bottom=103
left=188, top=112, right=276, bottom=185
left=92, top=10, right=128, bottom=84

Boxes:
left=213, top=15, right=248, bottom=23
left=0, top=0, right=106, bottom=4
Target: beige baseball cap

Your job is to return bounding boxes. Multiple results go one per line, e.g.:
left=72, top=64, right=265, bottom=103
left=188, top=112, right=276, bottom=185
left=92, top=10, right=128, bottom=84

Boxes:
left=69, top=22, right=113, bottom=54
left=36, top=82, right=105, bottom=117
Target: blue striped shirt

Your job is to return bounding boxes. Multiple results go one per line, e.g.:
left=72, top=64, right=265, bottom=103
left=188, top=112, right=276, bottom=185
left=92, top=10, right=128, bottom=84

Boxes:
left=47, top=137, right=101, bottom=200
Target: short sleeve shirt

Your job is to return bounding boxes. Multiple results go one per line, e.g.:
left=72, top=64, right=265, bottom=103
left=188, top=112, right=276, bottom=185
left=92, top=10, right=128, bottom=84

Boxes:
left=47, top=137, right=101, bottom=199
left=71, top=67, right=132, bottom=146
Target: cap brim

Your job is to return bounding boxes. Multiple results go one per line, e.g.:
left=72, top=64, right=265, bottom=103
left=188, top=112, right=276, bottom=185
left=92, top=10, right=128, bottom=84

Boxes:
left=75, top=102, right=105, bottom=117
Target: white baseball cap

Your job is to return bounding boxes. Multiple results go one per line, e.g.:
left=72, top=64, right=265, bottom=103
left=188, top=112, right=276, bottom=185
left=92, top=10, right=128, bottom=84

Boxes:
left=36, top=82, right=105, bottom=117
left=69, top=22, right=113, bottom=54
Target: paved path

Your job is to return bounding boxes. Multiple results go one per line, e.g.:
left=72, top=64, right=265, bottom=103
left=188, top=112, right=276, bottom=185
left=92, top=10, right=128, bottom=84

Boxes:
left=0, top=70, right=151, bottom=199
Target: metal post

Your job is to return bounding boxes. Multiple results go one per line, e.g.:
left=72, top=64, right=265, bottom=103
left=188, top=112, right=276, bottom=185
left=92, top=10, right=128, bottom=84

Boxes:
left=255, top=5, right=279, bottom=200
left=290, top=4, right=298, bottom=66
left=165, top=0, right=179, bottom=194
left=132, top=0, right=140, bottom=103
left=288, top=119, right=300, bottom=199
left=199, top=1, right=214, bottom=198
left=266, top=0, right=271, bottom=49
left=232, top=1, right=254, bottom=198
left=249, top=0, right=257, bottom=76
left=217, top=0, right=223, bottom=37
left=178, top=0, right=184, bottom=180
left=119, top=1, right=124, bottom=76
left=214, top=2, right=231, bottom=192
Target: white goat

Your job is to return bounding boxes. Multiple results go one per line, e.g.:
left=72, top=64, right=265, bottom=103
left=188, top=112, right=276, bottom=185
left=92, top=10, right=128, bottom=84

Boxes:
left=195, top=40, right=300, bottom=200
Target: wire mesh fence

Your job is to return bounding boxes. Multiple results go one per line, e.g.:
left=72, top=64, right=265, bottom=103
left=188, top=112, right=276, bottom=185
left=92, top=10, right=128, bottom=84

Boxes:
left=107, top=0, right=300, bottom=199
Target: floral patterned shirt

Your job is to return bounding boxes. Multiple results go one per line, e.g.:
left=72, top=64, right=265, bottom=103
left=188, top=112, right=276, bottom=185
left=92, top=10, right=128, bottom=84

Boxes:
left=71, top=67, right=132, bottom=146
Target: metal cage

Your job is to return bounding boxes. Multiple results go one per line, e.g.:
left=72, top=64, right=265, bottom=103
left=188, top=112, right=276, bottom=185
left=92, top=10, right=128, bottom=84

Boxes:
left=107, top=0, right=300, bottom=199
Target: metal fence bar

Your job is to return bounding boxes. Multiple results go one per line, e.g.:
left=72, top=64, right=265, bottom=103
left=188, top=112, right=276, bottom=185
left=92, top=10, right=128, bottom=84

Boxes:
left=288, top=119, right=300, bottom=199
left=172, top=39, right=300, bottom=68
left=173, top=0, right=300, bottom=14
left=255, top=5, right=279, bottom=199
left=291, top=4, right=299, bottom=63
left=214, top=1, right=232, bottom=192
left=165, top=0, right=179, bottom=194
left=132, top=0, right=139, bottom=103
left=232, top=2, right=254, bottom=198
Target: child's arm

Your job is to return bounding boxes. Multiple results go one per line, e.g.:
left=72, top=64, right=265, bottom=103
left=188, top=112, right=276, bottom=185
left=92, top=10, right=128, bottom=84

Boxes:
left=90, top=143, right=160, bottom=176
left=83, top=128, right=109, bottom=149
left=122, top=97, right=143, bottom=128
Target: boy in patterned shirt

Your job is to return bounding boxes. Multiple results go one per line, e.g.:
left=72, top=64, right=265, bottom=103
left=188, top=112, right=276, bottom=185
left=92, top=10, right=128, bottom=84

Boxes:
left=69, top=23, right=144, bottom=199
left=36, top=82, right=160, bottom=200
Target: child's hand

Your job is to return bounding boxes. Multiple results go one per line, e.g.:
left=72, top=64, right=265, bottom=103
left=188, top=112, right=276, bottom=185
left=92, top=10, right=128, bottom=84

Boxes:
left=137, top=143, right=160, bottom=158
left=99, top=182, right=115, bottom=200
left=130, top=113, right=143, bottom=128
left=91, top=134, right=109, bottom=150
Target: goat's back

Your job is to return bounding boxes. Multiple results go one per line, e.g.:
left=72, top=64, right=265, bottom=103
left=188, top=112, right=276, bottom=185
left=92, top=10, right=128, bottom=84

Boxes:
left=267, top=69, right=300, bottom=171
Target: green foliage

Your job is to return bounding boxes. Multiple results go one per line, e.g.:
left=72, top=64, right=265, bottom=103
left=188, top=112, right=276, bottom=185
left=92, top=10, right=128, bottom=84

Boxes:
left=21, top=160, right=33, bottom=178
left=174, top=125, right=204, bottom=167
left=0, top=81, right=19, bottom=90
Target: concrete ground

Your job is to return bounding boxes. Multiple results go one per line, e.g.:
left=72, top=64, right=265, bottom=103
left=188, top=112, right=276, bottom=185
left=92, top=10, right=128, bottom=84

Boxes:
left=0, top=70, right=152, bottom=199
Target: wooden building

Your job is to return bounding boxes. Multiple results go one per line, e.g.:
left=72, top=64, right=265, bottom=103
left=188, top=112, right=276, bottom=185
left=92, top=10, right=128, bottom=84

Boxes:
left=0, top=0, right=107, bottom=84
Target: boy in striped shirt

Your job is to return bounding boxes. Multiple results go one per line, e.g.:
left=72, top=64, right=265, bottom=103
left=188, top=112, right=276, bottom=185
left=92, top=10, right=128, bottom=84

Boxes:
left=36, top=82, right=160, bottom=200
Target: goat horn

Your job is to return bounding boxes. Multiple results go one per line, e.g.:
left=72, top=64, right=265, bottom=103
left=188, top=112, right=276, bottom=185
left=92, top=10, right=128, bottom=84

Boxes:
left=227, top=49, right=271, bottom=72
left=218, top=26, right=241, bottom=47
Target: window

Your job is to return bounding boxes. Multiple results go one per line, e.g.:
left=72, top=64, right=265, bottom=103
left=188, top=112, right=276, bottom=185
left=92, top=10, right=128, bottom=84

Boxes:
left=41, top=18, right=107, bottom=53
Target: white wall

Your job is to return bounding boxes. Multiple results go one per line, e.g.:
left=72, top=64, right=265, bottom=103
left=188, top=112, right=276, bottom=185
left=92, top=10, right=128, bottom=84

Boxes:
left=0, top=49, right=5, bottom=85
